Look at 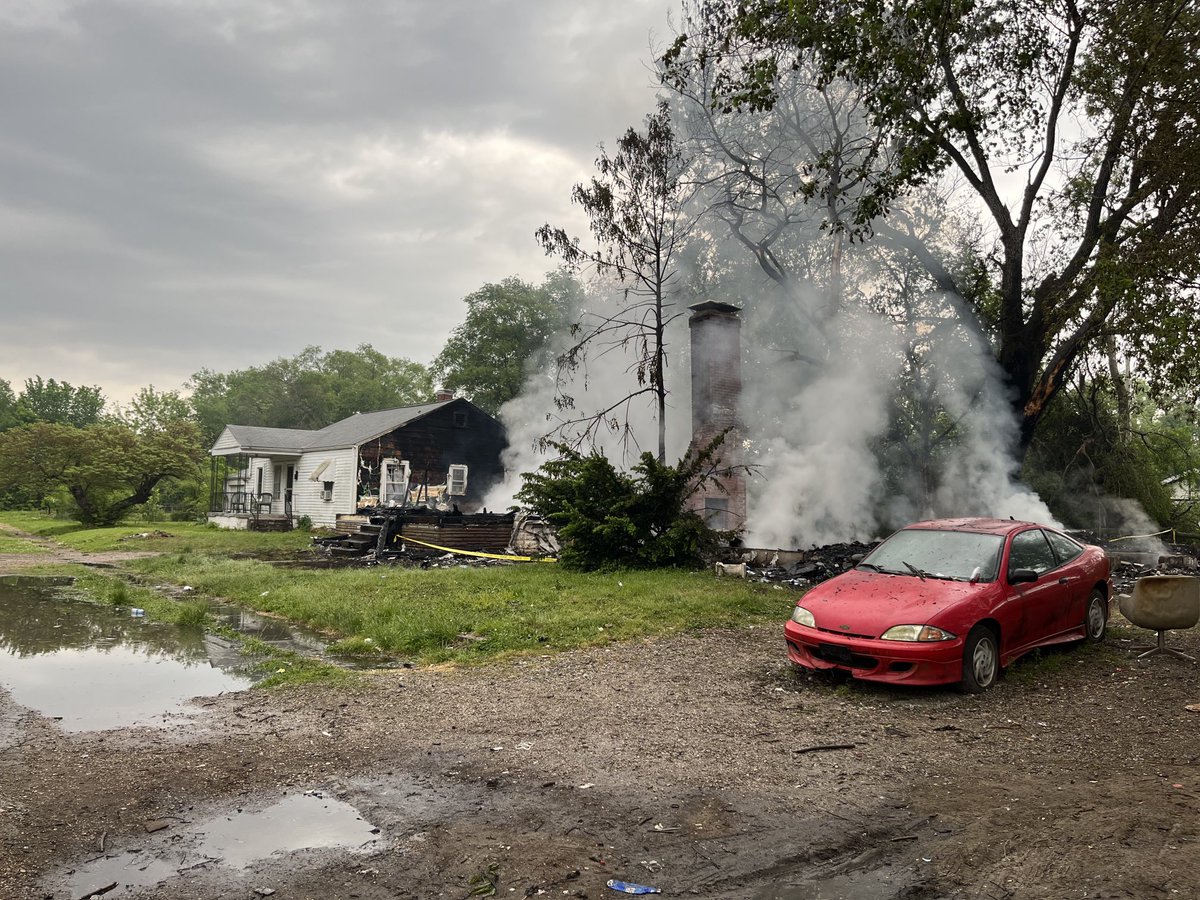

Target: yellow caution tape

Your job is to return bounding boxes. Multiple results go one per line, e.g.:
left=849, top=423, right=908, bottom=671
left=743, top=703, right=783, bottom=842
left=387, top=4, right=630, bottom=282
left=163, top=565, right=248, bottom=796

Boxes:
left=1107, top=528, right=1174, bottom=543
left=400, top=534, right=557, bottom=563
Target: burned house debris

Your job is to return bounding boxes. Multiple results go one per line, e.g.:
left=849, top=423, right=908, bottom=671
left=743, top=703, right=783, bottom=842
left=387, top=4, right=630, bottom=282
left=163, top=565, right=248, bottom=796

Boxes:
left=207, top=394, right=506, bottom=531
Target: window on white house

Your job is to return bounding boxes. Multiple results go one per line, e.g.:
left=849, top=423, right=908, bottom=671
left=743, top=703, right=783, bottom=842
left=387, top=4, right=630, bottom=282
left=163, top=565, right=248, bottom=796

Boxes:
left=321, top=481, right=335, bottom=501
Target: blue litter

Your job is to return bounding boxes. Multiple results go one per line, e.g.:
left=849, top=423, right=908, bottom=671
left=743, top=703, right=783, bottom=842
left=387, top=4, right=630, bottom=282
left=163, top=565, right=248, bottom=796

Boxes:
left=130, top=608, right=146, bottom=617
left=607, top=880, right=660, bottom=895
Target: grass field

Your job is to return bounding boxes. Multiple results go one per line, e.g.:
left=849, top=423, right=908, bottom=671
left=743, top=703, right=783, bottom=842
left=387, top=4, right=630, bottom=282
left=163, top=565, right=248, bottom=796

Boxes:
left=127, top=553, right=793, bottom=664
left=2, top=511, right=796, bottom=668
left=0, top=511, right=316, bottom=554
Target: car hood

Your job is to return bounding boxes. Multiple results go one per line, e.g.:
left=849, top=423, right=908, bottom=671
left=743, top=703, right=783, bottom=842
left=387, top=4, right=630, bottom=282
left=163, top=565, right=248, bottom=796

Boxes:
left=798, top=569, right=991, bottom=637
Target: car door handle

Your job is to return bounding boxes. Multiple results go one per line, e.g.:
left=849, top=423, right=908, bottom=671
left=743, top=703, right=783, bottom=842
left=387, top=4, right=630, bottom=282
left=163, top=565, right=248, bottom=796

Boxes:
left=1058, top=577, right=1071, bottom=584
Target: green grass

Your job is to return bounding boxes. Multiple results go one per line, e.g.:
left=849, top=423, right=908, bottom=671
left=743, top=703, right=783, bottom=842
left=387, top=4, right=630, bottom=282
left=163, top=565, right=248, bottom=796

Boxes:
left=6, top=509, right=798, bottom=670
left=66, top=567, right=349, bottom=688
left=125, top=553, right=794, bottom=664
left=0, top=511, right=319, bottom=555
left=0, top=530, right=46, bottom=553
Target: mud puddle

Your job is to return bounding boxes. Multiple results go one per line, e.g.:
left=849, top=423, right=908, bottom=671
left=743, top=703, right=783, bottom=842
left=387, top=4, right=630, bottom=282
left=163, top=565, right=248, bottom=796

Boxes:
left=60, top=791, right=381, bottom=897
left=0, top=576, right=253, bottom=730
left=757, top=864, right=923, bottom=899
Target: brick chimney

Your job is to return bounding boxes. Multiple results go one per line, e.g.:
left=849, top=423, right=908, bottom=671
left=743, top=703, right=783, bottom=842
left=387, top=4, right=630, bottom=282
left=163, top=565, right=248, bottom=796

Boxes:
left=435, top=388, right=455, bottom=402
left=686, top=301, right=746, bottom=531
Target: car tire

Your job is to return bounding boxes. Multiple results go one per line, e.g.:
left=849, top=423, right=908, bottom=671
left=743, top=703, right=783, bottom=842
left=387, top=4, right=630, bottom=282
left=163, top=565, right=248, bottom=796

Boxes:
left=961, top=625, right=999, bottom=693
left=1084, top=589, right=1108, bottom=643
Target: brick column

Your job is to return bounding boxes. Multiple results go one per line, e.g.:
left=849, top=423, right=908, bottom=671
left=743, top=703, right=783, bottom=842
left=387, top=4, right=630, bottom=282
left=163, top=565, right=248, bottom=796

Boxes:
left=686, top=301, right=746, bottom=532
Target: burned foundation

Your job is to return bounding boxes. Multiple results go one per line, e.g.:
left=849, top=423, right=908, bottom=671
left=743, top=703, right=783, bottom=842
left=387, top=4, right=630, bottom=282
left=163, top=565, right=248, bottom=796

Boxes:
left=685, top=300, right=747, bottom=532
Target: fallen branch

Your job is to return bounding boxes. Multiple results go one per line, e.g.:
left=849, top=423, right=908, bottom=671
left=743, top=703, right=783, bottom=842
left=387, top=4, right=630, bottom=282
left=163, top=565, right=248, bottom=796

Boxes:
left=793, top=743, right=856, bottom=754
left=74, top=882, right=117, bottom=900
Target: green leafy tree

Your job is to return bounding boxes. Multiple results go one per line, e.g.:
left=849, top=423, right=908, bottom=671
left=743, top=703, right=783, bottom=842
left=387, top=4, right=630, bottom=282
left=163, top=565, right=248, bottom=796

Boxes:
left=16, top=376, right=106, bottom=427
left=116, top=386, right=206, bottom=520
left=516, top=437, right=731, bottom=570
left=188, top=345, right=432, bottom=443
left=537, top=100, right=696, bottom=462
left=432, top=272, right=578, bottom=415
left=117, top=385, right=194, bottom=435
left=0, top=421, right=203, bottom=525
left=664, top=0, right=1200, bottom=457
left=0, top=379, right=18, bottom=431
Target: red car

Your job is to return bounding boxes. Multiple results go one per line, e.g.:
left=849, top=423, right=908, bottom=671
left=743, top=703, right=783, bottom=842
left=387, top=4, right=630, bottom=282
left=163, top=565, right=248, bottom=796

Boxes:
left=784, top=518, right=1112, bottom=692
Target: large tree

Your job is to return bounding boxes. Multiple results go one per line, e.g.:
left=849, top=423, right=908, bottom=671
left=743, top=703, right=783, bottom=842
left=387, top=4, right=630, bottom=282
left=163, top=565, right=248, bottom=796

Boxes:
left=432, top=272, right=578, bottom=415
left=15, top=376, right=106, bottom=427
left=537, top=100, right=697, bottom=462
left=0, top=379, right=18, bottom=432
left=189, top=345, right=432, bottom=443
left=0, top=421, right=203, bottom=525
left=665, top=0, right=1200, bottom=455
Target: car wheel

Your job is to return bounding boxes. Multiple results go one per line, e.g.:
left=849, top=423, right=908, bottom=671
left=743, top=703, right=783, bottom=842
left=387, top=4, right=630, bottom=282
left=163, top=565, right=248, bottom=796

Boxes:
left=961, top=625, right=999, bottom=693
left=1084, top=589, right=1107, bottom=643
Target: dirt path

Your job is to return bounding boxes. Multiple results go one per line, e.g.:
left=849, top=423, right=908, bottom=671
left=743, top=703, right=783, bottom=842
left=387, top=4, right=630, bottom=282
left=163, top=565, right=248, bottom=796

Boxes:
left=0, top=524, right=163, bottom=572
left=3, top=605, right=1199, bottom=900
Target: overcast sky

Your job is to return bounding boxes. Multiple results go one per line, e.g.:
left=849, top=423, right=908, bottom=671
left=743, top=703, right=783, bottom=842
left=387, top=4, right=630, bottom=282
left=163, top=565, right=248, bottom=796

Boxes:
left=0, top=0, right=672, bottom=405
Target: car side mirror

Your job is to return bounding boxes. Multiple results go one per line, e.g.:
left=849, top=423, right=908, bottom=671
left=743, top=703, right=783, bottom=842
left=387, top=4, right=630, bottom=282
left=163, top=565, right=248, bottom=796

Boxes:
left=1009, top=568, right=1039, bottom=584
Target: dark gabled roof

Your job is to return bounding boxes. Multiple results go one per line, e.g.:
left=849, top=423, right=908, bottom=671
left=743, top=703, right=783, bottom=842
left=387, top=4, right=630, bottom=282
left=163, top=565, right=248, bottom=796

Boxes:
left=212, top=400, right=466, bottom=454
left=303, top=401, right=449, bottom=450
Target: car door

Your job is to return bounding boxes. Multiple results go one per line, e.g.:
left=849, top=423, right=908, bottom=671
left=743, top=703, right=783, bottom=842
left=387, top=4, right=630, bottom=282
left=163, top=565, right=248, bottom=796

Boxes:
left=1043, top=529, right=1091, bottom=635
left=1005, top=528, right=1072, bottom=652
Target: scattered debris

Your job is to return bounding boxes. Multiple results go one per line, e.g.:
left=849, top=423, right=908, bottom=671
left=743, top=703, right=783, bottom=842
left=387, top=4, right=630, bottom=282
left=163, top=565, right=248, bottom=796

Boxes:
left=119, top=530, right=174, bottom=541
left=143, top=819, right=170, bottom=834
left=509, top=510, right=560, bottom=557
left=714, top=562, right=747, bottom=578
left=607, top=879, right=661, bottom=895
left=130, top=608, right=145, bottom=618
left=725, top=541, right=879, bottom=588
left=468, top=863, right=501, bottom=897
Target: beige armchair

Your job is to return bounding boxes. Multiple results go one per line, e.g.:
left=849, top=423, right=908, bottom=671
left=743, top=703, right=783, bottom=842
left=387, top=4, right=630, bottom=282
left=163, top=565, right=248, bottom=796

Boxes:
left=1118, top=575, right=1200, bottom=663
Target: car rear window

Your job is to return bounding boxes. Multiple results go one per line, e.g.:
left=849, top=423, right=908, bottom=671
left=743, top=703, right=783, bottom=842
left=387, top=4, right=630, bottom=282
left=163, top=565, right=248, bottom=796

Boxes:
left=860, top=529, right=1005, bottom=582
left=1045, top=529, right=1084, bottom=565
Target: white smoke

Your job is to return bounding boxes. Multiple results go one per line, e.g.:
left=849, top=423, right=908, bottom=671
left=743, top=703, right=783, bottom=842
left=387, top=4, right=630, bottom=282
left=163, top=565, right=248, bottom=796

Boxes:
left=743, top=305, right=904, bottom=547
left=484, top=289, right=692, bottom=510
left=740, top=278, right=1058, bottom=548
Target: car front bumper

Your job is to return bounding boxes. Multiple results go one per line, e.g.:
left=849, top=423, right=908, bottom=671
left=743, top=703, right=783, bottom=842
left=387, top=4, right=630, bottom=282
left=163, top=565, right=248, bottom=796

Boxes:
left=784, top=620, right=964, bottom=686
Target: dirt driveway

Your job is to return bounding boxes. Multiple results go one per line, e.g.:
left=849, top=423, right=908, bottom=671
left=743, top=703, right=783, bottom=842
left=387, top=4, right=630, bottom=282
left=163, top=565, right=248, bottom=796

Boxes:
left=3, top=599, right=1199, bottom=900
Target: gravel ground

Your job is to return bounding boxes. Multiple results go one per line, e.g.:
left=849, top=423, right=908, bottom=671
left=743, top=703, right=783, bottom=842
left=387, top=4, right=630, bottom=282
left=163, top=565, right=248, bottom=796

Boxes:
left=3, top=608, right=1200, bottom=900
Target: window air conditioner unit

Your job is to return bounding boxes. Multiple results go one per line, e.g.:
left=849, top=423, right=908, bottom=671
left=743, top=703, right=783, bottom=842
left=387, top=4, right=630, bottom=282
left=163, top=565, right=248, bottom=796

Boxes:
left=447, top=464, right=468, bottom=496
left=321, top=480, right=334, bottom=502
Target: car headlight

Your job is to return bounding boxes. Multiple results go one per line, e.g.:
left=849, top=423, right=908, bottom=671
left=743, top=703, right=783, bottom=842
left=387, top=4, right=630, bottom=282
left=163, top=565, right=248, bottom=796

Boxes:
left=790, top=605, right=815, bottom=627
left=880, top=624, right=956, bottom=642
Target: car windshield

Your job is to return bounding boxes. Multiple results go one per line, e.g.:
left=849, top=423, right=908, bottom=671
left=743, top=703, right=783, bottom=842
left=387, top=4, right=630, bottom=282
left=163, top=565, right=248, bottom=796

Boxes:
left=858, top=529, right=1004, bottom=582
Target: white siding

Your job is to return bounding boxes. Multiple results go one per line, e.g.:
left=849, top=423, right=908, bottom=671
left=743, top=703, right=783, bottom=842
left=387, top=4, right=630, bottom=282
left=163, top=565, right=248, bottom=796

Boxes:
left=292, top=448, right=357, bottom=527
left=211, top=427, right=241, bottom=454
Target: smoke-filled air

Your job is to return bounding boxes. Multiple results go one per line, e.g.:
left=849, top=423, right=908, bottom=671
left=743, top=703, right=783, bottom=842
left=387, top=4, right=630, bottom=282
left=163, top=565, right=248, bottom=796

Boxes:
left=489, top=49, right=1094, bottom=548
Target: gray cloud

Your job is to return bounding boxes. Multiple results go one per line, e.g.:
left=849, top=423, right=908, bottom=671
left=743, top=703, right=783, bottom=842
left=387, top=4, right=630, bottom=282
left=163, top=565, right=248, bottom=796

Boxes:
left=0, top=0, right=670, bottom=403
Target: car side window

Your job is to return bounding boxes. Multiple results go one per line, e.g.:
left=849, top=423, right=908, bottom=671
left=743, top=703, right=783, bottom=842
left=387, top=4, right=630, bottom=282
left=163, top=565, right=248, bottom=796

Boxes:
left=1045, top=530, right=1084, bottom=565
left=1008, top=529, right=1057, bottom=578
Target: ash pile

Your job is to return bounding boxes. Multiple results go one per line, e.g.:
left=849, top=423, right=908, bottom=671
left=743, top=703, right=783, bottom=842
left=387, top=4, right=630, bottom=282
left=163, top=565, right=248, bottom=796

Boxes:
left=1105, top=541, right=1200, bottom=594
left=723, top=542, right=881, bottom=587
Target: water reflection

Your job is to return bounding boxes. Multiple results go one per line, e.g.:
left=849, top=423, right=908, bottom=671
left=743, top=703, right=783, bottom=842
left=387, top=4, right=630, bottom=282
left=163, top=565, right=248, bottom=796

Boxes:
left=63, top=792, right=380, bottom=895
left=0, top=576, right=253, bottom=731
